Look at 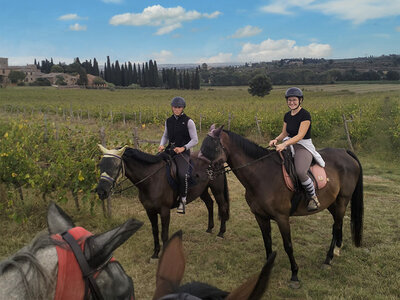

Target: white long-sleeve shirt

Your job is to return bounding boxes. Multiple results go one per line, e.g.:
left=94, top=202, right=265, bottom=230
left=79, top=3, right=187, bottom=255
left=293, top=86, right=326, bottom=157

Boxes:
left=160, top=118, right=198, bottom=150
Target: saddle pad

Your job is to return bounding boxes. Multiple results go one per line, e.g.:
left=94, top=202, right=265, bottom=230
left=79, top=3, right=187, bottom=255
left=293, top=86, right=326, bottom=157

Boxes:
left=282, top=164, right=328, bottom=192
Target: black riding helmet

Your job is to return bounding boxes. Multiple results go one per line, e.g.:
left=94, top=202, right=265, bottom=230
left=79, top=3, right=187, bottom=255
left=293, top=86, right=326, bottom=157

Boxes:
left=285, top=87, right=303, bottom=100
left=171, top=96, right=186, bottom=108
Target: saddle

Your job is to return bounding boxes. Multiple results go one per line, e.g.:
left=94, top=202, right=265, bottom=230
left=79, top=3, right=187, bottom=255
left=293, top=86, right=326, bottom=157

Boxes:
left=158, top=151, right=196, bottom=193
left=279, top=150, right=328, bottom=192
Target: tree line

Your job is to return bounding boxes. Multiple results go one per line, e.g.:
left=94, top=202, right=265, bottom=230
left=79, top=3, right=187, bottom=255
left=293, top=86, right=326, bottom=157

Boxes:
left=34, top=57, right=200, bottom=89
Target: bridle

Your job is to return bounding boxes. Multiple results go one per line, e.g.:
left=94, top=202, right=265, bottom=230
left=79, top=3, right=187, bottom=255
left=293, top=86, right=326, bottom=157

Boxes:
left=204, top=134, right=277, bottom=179
left=99, top=153, right=164, bottom=195
left=61, top=231, right=107, bottom=300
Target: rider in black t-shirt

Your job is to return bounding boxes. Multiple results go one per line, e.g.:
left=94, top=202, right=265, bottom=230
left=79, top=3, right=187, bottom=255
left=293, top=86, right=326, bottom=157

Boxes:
left=269, top=87, right=325, bottom=212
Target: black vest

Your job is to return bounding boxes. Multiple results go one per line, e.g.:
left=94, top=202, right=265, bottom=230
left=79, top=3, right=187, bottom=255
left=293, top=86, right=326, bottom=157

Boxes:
left=166, top=114, right=191, bottom=149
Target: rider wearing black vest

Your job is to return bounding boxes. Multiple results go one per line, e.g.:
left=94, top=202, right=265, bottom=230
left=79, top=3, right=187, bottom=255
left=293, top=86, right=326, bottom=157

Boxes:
left=159, top=97, right=198, bottom=214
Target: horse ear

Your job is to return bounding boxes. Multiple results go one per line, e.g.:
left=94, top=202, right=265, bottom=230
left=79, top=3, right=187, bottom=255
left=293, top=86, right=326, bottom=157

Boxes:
left=213, top=125, right=224, bottom=137
left=153, top=231, right=185, bottom=300
left=116, top=145, right=128, bottom=157
left=85, top=219, right=144, bottom=269
left=197, top=151, right=211, bottom=164
left=226, top=252, right=276, bottom=300
left=209, top=123, right=216, bottom=132
left=47, top=202, right=75, bottom=234
left=98, top=144, right=109, bottom=154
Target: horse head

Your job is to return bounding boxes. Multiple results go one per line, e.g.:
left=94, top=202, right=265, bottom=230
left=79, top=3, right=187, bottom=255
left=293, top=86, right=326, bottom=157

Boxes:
left=153, top=230, right=276, bottom=300
left=96, top=144, right=128, bottom=200
left=48, top=202, right=143, bottom=299
left=198, top=124, right=227, bottom=171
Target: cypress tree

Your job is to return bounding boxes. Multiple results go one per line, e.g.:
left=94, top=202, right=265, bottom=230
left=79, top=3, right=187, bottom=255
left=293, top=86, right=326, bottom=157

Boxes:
left=93, top=58, right=100, bottom=76
left=133, top=63, right=138, bottom=84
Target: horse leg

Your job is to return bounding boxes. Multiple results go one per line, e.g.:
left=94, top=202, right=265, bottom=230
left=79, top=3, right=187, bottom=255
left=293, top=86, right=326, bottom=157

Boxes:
left=146, top=210, right=160, bottom=259
left=200, top=189, right=214, bottom=234
left=254, top=214, right=273, bottom=258
left=210, top=184, right=229, bottom=238
left=160, top=206, right=171, bottom=247
left=276, top=215, right=300, bottom=288
left=324, top=201, right=346, bottom=266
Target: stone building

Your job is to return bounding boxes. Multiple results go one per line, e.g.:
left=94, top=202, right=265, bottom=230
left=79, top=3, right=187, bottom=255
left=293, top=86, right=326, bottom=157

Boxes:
left=0, top=57, right=42, bottom=84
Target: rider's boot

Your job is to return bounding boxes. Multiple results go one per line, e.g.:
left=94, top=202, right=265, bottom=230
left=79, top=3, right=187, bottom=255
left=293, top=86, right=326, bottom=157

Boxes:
left=307, top=195, right=320, bottom=212
left=302, top=178, right=320, bottom=212
left=177, top=197, right=186, bottom=214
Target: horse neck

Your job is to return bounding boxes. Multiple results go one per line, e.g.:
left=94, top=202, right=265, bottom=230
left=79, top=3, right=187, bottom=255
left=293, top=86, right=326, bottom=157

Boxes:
left=0, top=246, right=58, bottom=299
left=123, top=156, right=165, bottom=187
left=223, top=134, right=275, bottom=189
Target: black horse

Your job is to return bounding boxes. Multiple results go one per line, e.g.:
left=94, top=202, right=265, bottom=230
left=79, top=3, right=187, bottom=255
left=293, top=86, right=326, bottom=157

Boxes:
left=199, top=125, right=363, bottom=288
left=96, top=145, right=230, bottom=259
left=153, top=230, right=276, bottom=300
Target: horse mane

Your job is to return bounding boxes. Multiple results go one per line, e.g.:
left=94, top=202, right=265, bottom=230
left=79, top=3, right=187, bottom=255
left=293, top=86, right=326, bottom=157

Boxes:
left=0, top=232, right=65, bottom=299
left=224, top=130, right=271, bottom=159
left=178, top=281, right=229, bottom=300
left=123, top=148, right=163, bottom=164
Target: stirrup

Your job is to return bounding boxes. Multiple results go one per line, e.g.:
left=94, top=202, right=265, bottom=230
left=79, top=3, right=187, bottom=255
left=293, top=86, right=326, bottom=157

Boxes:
left=307, top=196, right=320, bottom=212
left=177, top=201, right=185, bottom=214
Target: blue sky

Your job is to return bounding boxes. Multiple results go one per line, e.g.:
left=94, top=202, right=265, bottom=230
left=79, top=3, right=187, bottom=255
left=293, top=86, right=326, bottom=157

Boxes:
left=1, top=0, right=399, bottom=66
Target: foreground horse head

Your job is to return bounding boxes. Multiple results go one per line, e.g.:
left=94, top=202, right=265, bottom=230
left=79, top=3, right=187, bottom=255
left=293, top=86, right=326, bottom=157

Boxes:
left=153, top=231, right=276, bottom=300
left=0, top=202, right=143, bottom=299
left=96, top=144, right=128, bottom=200
left=200, top=124, right=363, bottom=288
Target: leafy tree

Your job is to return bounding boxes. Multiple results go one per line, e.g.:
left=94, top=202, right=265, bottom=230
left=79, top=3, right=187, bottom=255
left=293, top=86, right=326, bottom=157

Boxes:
left=8, top=71, right=26, bottom=84
left=248, top=74, right=273, bottom=97
left=385, top=70, right=400, bottom=80
left=55, top=75, right=67, bottom=85
left=50, top=65, right=64, bottom=73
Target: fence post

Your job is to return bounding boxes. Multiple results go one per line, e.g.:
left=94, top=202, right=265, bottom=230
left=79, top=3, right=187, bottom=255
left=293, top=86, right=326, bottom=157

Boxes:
left=255, top=116, right=261, bottom=139
left=228, top=112, right=232, bottom=131
left=100, top=126, right=106, bottom=147
left=123, top=112, right=126, bottom=126
left=133, top=127, right=140, bottom=149
left=199, top=114, right=202, bottom=133
left=342, top=114, right=354, bottom=152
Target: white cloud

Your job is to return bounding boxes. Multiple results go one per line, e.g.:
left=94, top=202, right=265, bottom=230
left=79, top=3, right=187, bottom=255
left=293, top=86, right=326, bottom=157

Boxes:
left=260, top=0, right=400, bottom=24
left=109, top=5, right=221, bottom=35
left=58, top=14, right=81, bottom=21
left=198, top=53, right=233, bottom=64
left=69, top=23, right=87, bottom=31
left=152, top=50, right=173, bottom=63
left=237, top=38, right=332, bottom=62
left=230, top=25, right=262, bottom=39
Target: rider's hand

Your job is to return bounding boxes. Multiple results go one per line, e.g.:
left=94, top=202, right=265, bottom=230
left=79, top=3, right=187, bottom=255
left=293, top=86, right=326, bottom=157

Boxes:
left=275, top=142, right=287, bottom=152
left=269, top=139, right=278, bottom=147
left=174, top=147, right=186, bottom=154
left=158, top=145, right=165, bottom=152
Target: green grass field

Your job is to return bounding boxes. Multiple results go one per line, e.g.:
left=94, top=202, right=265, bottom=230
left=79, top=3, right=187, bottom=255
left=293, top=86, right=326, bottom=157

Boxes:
left=0, top=85, right=399, bottom=299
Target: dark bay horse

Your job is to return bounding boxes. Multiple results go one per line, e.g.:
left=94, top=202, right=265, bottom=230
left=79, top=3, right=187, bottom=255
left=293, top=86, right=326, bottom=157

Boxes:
left=96, top=145, right=230, bottom=259
left=199, top=125, right=363, bottom=288
left=0, top=202, right=143, bottom=299
left=153, top=230, right=276, bottom=300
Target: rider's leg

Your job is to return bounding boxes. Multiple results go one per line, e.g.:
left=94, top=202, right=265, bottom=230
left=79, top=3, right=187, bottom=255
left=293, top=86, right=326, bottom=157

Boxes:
left=294, top=145, right=320, bottom=211
left=175, top=153, right=189, bottom=214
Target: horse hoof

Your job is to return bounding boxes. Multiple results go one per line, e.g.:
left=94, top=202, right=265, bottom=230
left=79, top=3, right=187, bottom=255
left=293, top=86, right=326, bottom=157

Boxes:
left=149, top=257, right=159, bottom=264
left=216, top=233, right=224, bottom=239
left=206, top=229, right=213, bottom=234
left=288, top=280, right=301, bottom=289
left=334, top=246, right=341, bottom=256
left=321, top=263, right=332, bottom=270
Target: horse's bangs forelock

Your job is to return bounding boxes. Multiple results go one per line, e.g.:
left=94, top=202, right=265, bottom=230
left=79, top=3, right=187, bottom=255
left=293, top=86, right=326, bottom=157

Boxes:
left=200, top=136, right=219, bottom=161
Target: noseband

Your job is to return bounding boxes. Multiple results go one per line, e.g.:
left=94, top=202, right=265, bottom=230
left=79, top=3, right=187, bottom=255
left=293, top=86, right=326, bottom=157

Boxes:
left=100, top=153, right=126, bottom=191
left=203, top=135, right=229, bottom=180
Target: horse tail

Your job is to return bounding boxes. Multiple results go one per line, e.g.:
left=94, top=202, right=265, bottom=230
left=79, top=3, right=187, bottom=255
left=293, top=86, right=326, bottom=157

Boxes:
left=346, top=150, right=364, bottom=247
left=222, top=172, right=230, bottom=220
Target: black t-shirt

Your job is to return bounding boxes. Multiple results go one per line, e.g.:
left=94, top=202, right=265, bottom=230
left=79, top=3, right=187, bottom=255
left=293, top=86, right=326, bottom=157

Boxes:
left=284, top=108, right=311, bottom=139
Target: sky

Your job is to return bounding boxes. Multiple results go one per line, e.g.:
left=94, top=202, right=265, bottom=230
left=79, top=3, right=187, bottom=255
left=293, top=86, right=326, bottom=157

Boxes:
left=1, top=0, right=399, bottom=66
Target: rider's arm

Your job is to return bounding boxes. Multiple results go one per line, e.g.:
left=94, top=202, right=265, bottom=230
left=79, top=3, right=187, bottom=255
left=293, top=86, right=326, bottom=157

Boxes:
left=183, top=119, right=198, bottom=150
left=283, top=120, right=310, bottom=146
left=159, top=121, right=169, bottom=146
left=269, top=123, right=288, bottom=146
